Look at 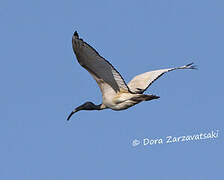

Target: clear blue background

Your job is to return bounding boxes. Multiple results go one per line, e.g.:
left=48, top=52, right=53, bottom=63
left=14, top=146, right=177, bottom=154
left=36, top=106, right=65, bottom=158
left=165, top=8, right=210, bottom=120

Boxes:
left=1, top=0, right=223, bottom=179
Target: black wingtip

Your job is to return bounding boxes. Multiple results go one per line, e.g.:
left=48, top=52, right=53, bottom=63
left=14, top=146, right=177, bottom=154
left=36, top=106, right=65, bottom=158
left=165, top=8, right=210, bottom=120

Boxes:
left=73, top=31, right=79, bottom=38
left=186, top=62, right=198, bottom=70
left=186, top=62, right=194, bottom=66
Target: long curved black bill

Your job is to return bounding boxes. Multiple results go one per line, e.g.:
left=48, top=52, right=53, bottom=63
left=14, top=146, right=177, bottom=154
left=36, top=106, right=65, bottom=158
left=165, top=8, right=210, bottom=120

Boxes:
left=67, top=111, right=75, bottom=121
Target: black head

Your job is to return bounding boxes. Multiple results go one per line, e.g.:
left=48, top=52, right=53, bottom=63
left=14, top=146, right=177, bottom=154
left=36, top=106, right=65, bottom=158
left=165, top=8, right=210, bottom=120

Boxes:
left=67, top=101, right=99, bottom=121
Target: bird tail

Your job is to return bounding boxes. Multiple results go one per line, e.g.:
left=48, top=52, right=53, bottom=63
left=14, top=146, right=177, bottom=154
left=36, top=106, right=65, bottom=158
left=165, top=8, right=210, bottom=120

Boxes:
left=143, top=94, right=160, bottom=101
left=130, top=94, right=160, bottom=102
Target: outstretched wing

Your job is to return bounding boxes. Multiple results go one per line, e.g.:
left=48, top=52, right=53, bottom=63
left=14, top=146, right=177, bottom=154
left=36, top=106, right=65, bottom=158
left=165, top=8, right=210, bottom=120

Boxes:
left=72, top=31, right=130, bottom=96
left=128, top=63, right=197, bottom=93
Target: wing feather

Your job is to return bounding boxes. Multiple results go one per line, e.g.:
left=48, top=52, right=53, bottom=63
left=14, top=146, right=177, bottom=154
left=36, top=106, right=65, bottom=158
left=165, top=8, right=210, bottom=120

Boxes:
left=128, top=63, right=196, bottom=93
left=72, top=32, right=130, bottom=96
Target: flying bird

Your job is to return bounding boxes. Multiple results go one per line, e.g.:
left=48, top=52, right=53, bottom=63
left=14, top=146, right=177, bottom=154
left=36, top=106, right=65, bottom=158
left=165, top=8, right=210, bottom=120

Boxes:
left=67, top=31, right=196, bottom=120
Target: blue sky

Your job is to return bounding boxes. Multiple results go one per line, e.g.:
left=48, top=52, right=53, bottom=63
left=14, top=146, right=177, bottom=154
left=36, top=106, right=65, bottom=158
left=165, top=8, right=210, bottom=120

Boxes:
left=1, top=0, right=223, bottom=179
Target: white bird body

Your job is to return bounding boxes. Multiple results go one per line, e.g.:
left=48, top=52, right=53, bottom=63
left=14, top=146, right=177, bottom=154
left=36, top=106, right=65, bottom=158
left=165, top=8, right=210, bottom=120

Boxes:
left=103, top=91, right=139, bottom=110
left=67, top=31, right=197, bottom=120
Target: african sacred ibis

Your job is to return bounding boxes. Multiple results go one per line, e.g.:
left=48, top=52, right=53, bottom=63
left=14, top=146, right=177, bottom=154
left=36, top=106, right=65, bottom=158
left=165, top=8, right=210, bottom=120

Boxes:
left=67, top=31, right=196, bottom=120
